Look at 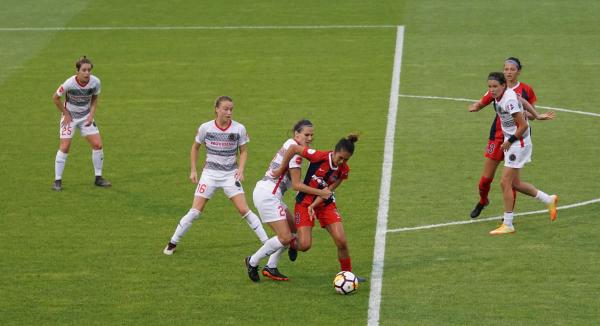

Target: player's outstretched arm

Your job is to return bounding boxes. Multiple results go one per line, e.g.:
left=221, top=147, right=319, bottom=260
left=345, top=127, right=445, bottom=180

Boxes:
left=272, top=144, right=304, bottom=177
left=468, top=102, right=485, bottom=112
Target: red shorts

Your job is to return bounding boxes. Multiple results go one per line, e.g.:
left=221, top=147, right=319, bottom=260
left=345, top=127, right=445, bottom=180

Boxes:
left=484, top=139, right=504, bottom=161
left=294, top=203, right=342, bottom=228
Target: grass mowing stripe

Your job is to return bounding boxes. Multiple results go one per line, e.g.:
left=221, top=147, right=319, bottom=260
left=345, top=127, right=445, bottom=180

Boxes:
left=387, top=198, right=600, bottom=233
left=367, top=25, right=404, bottom=326
left=399, top=94, right=600, bottom=117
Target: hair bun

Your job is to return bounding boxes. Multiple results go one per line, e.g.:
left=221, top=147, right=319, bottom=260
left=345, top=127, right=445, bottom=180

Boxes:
left=346, top=133, right=359, bottom=143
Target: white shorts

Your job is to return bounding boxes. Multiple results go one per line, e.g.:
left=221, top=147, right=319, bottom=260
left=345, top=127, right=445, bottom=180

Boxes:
left=504, top=144, right=532, bottom=169
left=253, top=180, right=288, bottom=223
left=194, top=170, right=244, bottom=199
left=59, top=113, right=100, bottom=139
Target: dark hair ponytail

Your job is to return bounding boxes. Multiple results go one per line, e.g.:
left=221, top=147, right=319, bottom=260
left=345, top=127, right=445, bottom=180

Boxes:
left=335, top=133, right=359, bottom=154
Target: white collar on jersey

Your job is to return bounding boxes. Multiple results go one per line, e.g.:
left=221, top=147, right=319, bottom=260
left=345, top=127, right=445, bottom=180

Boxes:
left=511, top=81, right=521, bottom=90
left=328, top=152, right=338, bottom=170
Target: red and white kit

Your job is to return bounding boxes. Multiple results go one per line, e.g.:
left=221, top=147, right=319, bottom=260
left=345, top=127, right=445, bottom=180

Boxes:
left=253, top=139, right=304, bottom=223
left=55, top=75, right=101, bottom=138
left=194, top=120, right=249, bottom=199
left=492, top=88, right=532, bottom=169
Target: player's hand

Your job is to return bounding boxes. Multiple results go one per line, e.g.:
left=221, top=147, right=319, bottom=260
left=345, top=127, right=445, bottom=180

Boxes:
left=319, top=188, right=332, bottom=199
left=468, top=104, right=480, bottom=112
left=308, top=206, right=317, bottom=221
left=501, top=141, right=511, bottom=151
left=84, top=116, right=94, bottom=126
left=61, top=113, right=72, bottom=127
left=537, top=111, right=555, bottom=120
left=190, top=171, right=198, bottom=184
left=235, top=169, right=245, bottom=182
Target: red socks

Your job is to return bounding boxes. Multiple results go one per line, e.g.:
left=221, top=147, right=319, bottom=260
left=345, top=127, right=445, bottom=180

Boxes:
left=339, top=257, right=352, bottom=272
left=478, top=176, right=493, bottom=205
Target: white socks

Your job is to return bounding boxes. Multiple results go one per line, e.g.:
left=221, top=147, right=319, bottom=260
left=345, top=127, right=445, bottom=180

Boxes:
left=250, top=236, right=284, bottom=267
left=535, top=190, right=553, bottom=205
left=170, top=209, right=201, bottom=244
left=55, top=151, right=68, bottom=180
left=92, top=149, right=104, bottom=176
left=267, top=246, right=285, bottom=268
left=503, top=212, right=514, bottom=227
left=243, top=211, right=269, bottom=243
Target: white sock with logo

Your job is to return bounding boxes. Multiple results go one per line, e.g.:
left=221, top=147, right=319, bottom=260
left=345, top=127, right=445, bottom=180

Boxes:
left=92, top=149, right=104, bottom=176
left=535, top=190, right=553, bottom=205
left=243, top=211, right=269, bottom=243
left=503, top=212, right=514, bottom=227
left=55, top=151, right=68, bottom=180
left=170, top=209, right=201, bottom=244
left=266, top=246, right=285, bottom=268
left=250, top=236, right=284, bottom=267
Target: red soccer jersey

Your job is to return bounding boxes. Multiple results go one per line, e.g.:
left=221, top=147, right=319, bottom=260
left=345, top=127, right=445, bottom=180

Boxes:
left=478, top=82, right=537, bottom=141
left=295, top=148, right=349, bottom=207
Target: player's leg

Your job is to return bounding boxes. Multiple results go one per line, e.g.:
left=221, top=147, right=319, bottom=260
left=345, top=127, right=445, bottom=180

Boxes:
left=471, top=141, right=503, bottom=218
left=85, top=132, right=111, bottom=187
left=163, top=179, right=213, bottom=255
left=54, top=116, right=75, bottom=190
left=323, top=219, right=366, bottom=282
left=250, top=220, right=292, bottom=281
left=294, top=204, right=314, bottom=252
left=283, top=207, right=298, bottom=262
left=229, top=193, right=269, bottom=243
left=512, top=176, right=558, bottom=221
left=490, top=166, right=518, bottom=235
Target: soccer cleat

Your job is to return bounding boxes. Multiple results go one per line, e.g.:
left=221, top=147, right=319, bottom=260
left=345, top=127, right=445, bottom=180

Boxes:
left=52, top=180, right=62, bottom=191
left=95, top=176, right=112, bottom=187
left=549, top=195, right=558, bottom=221
left=163, top=242, right=176, bottom=255
left=489, top=224, right=515, bottom=235
left=288, top=247, right=298, bottom=262
left=245, top=256, right=260, bottom=282
left=470, top=200, right=489, bottom=218
left=356, top=276, right=367, bottom=283
left=262, top=266, right=289, bottom=281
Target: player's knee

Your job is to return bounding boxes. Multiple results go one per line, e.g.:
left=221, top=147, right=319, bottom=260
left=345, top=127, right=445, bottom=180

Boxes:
left=181, top=208, right=200, bottom=225
left=92, top=143, right=103, bottom=150
left=278, top=233, right=293, bottom=245
left=297, top=240, right=311, bottom=252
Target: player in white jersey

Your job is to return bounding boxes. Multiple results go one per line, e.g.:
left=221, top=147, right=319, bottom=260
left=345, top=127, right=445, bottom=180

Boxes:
left=244, top=120, right=332, bottom=282
left=163, top=96, right=268, bottom=255
left=485, top=72, right=559, bottom=235
left=51, top=56, right=111, bottom=191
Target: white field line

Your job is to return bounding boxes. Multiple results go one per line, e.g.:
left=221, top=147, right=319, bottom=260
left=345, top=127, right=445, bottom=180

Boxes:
left=387, top=198, right=600, bottom=233
left=0, top=25, right=396, bottom=32
left=399, top=94, right=600, bottom=117
left=367, top=25, right=404, bottom=326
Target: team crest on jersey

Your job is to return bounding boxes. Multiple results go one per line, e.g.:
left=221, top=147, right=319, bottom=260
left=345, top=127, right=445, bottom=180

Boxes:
left=228, top=133, right=238, bottom=141
left=307, top=149, right=316, bottom=154
left=295, top=157, right=302, bottom=164
left=509, top=154, right=516, bottom=161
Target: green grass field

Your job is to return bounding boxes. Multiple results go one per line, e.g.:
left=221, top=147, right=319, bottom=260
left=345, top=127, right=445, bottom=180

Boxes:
left=1, top=1, right=599, bottom=325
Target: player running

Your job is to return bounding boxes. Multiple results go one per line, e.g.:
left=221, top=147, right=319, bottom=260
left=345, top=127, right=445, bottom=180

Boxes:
left=468, top=57, right=555, bottom=218
left=484, top=72, right=558, bottom=235
left=270, top=134, right=366, bottom=281
left=244, top=120, right=332, bottom=282
left=163, top=96, right=268, bottom=255
left=51, top=56, right=111, bottom=191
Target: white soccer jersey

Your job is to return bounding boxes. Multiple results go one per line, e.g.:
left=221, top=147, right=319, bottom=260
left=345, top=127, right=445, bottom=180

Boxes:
left=56, top=75, right=101, bottom=119
left=262, top=139, right=303, bottom=195
left=195, top=120, right=249, bottom=175
left=493, top=88, right=531, bottom=147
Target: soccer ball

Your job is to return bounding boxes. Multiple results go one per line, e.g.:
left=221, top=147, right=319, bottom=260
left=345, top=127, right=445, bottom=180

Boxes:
left=333, top=271, right=359, bottom=295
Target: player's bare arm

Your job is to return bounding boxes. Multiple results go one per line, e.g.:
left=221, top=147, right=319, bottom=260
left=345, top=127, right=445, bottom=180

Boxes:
left=236, top=143, right=248, bottom=182
left=189, top=142, right=201, bottom=183
left=468, top=102, right=485, bottom=112
left=85, top=95, right=99, bottom=126
left=52, top=93, right=71, bottom=126
left=272, top=144, right=304, bottom=177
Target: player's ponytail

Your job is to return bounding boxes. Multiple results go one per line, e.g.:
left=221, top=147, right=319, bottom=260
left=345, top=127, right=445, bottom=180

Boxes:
left=75, top=56, right=93, bottom=71
left=335, top=133, right=359, bottom=154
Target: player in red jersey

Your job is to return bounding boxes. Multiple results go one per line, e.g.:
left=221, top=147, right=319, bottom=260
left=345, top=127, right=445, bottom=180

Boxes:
left=275, top=134, right=366, bottom=282
left=468, top=57, right=555, bottom=218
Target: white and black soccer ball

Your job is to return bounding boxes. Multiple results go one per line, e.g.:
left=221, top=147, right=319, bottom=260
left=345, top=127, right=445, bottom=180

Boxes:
left=333, top=271, right=359, bottom=295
